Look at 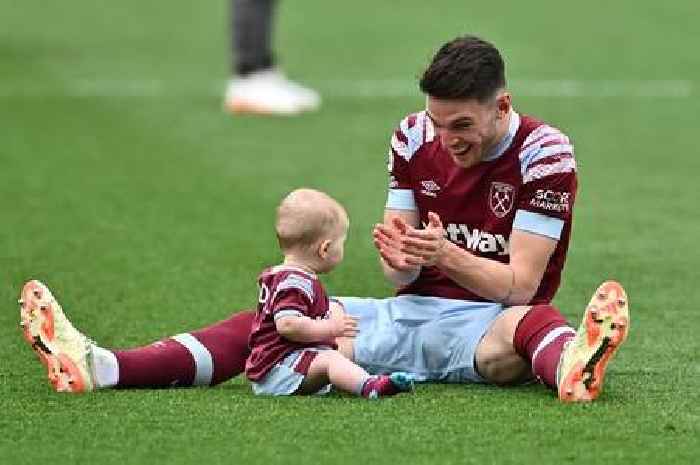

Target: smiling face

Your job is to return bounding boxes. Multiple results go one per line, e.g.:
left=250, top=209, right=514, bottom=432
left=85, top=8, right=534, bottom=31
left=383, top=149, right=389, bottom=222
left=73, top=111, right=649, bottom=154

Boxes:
left=426, top=92, right=512, bottom=169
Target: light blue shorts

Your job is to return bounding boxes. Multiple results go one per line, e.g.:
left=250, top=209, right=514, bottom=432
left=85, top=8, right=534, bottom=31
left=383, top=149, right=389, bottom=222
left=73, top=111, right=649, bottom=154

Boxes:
left=251, top=348, right=333, bottom=396
left=335, top=295, right=503, bottom=383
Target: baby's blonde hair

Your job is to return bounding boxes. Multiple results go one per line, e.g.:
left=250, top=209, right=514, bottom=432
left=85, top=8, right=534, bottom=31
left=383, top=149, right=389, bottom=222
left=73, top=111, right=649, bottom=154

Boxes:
left=275, top=188, right=348, bottom=253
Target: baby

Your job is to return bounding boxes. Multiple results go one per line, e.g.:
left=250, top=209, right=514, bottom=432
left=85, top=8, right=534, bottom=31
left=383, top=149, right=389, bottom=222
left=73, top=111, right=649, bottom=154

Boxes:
left=245, top=188, right=414, bottom=398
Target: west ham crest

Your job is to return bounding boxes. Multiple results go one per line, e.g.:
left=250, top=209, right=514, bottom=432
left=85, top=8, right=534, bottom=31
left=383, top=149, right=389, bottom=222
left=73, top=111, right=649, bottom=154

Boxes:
left=489, top=182, right=515, bottom=218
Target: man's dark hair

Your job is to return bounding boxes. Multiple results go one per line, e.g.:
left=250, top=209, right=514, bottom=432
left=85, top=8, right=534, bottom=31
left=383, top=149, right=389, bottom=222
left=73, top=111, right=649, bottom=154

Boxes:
left=419, top=35, right=506, bottom=102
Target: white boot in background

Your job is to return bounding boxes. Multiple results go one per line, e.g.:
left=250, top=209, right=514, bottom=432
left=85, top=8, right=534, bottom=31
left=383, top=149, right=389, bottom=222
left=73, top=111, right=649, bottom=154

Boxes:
left=224, top=68, right=321, bottom=116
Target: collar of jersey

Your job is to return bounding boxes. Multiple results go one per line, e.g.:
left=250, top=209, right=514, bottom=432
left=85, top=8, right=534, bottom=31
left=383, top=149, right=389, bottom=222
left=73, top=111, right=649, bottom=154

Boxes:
left=483, top=110, right=521, bottom=162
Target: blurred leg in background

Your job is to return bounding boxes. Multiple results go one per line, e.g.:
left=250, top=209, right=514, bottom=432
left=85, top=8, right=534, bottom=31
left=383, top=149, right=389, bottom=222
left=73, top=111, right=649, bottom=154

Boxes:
left=223, top=0, right=321, bottom=115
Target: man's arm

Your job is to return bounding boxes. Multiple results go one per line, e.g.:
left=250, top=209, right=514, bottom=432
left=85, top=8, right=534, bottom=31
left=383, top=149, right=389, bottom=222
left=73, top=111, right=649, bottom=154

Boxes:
left=390, top=211, right=556, bottom=305
left=435, top=228, right=556, bottom=305
left=377, top=111, right=429, bottom=288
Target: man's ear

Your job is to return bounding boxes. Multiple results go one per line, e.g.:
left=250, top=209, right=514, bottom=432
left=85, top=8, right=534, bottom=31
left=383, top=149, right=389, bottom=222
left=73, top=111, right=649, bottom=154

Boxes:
left=496, top=92, right=512, bottom=119
left=318, top=239, right=332, bottom=260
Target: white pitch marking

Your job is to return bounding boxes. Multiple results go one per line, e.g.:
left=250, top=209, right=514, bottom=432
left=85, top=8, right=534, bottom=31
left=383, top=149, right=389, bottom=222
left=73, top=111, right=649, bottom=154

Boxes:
left=0, top=79, right=693, bottom=98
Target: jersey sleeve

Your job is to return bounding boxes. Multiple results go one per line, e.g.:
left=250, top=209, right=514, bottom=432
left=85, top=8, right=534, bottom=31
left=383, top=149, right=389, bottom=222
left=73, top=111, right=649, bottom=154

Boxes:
left=385, top=112, right=434, bottom=211
left=268, top=273, right=315, bottom=318
left=515, top=125, right=578, bottom=240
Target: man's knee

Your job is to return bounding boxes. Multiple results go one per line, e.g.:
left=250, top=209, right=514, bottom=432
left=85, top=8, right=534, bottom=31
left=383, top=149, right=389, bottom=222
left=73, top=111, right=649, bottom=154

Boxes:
left=476, top=351, right=531, bottom=385
left=475, top=306, right=532, bottom=385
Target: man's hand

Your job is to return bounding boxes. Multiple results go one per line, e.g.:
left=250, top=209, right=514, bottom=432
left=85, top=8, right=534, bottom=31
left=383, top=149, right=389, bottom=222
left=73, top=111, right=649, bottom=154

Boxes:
left=400, top=212, right=448, bottom=267
left=373, top=216, right=421, bottom=272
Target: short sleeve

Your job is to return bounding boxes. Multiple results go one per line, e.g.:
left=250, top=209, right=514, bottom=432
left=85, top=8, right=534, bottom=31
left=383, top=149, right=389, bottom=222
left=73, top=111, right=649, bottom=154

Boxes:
left=268, top=274, right=315, bottom=317
left=515, top=125, right=578, bottom=238
left=385, top=113, right=434, bottom=211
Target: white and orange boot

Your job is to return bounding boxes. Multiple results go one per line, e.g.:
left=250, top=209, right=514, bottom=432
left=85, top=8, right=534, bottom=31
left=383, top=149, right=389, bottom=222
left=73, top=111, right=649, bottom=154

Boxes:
left=223, top=68, right=321, bottom=116
left=19, top=280, right=95, bottom=393
left=558, top=281, right=630, bottom=402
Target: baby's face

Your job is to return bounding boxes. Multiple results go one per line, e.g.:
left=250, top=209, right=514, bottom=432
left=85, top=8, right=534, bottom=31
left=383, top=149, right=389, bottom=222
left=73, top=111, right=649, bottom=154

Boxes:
left=326, top=232, right=347, bottom=269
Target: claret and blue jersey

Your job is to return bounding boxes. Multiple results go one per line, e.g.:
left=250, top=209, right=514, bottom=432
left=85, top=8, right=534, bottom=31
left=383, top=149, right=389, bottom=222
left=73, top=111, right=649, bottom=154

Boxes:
left=246, top=266, right=335, bottom=382
left=386, top=109, right=577, bottom=304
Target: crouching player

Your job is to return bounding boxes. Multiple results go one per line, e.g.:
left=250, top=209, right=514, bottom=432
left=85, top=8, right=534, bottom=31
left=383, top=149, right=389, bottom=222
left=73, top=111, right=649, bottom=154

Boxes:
left=246, top=188, right=414, bottom=398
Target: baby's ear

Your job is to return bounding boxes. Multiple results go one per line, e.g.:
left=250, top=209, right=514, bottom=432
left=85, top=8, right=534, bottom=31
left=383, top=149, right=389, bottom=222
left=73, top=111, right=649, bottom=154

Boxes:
left=318, top=239, right=332, bottom=259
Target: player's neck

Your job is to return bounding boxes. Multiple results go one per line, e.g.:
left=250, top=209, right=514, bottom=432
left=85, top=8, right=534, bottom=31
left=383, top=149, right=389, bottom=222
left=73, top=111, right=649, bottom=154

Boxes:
left=484, top=109, right=517, bottom=161
left=281, top=255, right=319, bottom=275
left=493, top=110, right=512, bottom=147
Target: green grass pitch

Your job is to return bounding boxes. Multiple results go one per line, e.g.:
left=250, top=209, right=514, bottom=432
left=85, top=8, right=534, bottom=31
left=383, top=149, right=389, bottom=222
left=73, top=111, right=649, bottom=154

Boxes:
left=1, top=1, right=698, bottom=464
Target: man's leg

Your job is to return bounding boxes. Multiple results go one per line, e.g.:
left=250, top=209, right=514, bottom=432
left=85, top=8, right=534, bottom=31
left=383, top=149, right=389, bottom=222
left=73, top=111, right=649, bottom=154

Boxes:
left=335, top=295, right=504, bottom=383
left=224, top=0, right=320, bottom=114
left=231, top=0, right=276, bottom=76
left=113, top=312, right=255, bottom=388
left=20, top=280, right=255, bottom=392
left=474, top=305, right=533, bottom=385
left=475, top=281, right=630, bottom=401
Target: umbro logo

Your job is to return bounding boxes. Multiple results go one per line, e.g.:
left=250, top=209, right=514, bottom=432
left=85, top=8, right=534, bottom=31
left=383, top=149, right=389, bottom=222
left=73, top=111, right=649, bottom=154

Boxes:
left=420, top=180, right=441, bottom=197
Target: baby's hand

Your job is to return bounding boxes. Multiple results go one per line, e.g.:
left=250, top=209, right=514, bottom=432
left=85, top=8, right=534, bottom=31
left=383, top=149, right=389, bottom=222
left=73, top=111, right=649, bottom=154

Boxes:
left=330, top=314, right=359, bottom=338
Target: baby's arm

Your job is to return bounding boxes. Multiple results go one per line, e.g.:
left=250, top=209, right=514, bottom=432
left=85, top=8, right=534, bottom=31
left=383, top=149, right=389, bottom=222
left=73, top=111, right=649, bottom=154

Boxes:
left=275, top=313, right=358, bottom=343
